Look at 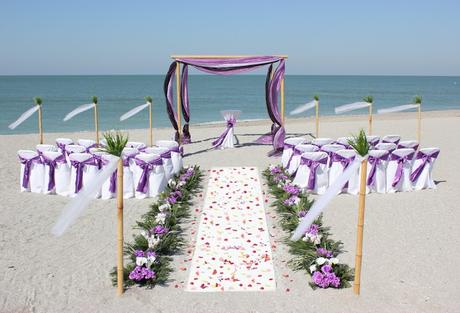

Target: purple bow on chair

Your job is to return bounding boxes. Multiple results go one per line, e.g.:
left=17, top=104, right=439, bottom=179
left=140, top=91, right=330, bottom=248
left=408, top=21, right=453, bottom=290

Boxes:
left=19, top=155, right=42, bottom=189
left=42, top=154, right=66, bottom=191
left=56, top=142, right=70, bottom=157
left=390, top=152, right=415, bottom=187
left=70, top=158, right=98, bottom=193
left=300, top=156, right=328, bottom=190
left=160, top=150, right=172, bottom=159
left=135, top=157, right=163, bottom=193
left=330, top=152, right=355, bottom=188
left=409, top=150, right=440, bottom=182
left=367, top=154, right=388, bottom=186
left=169, top=145, right=184, bottom=156
left=286, top=146, right=303, bottom=169
left=212, top=117, right=236, bottom=148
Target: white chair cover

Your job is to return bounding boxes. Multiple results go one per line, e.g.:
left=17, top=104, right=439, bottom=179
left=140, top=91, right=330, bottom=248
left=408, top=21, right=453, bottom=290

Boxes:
left=366, top=149, right=389, bottom=194
left=386, top=148, right=415, bottom=193
left=293, top=151, right=329, bottom=194
left=144, top=146, right=174, bottom=180
left=282, top=137, right=307, bottom=168
left=398, top=140, right=419, bottom=151
left=36, top=144, right=58, bottom=155
left=382, top=135, right=401, bottom=145
left=94, top=152, right=115, bottom=200
left=65, top=145, right=86, bottom=154
left=287, top=144, right=319, bottom=175
left=156, top=140, right=183, bottom=174
left=18, top=150, right=44, bottom=193
left=312, top=138, right=334, bottom=147
left=77, top=139, right=97, bottom=151
left=121, top=148, right=139, bottom=199
left=56, top=138, right=73, bottom=155
left=329, top=149, right=358, bottom=194
left=41, top=151, right=68, bottom=195
left=68, top=153, right=100, bottom=198
left=126, top=141, right=147, bottom=151
left=411, top=148, right=440, bottom=190
left=367, top=136, right=380, bottom=147
left=213, top=110, right=241, bottom=149
left=335, top=137, right=353, bottom=149
left=131, top=153, right=167, bottom=199
left=320, top=144, right=344, bottom=166
left=375, top=142, right=397, bottom=153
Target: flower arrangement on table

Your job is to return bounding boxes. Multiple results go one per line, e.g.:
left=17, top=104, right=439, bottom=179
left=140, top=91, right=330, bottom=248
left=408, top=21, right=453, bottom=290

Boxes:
left=263, top=165, right=354, bottom=289
left=111, top=165, right=203, bottom=288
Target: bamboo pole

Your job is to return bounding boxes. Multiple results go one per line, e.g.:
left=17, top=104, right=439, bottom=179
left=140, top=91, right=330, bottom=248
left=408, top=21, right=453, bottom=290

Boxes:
left=116, top=158, right=124, bottom=296
left=315, top=100, right=319, bottom=137
left=417, top=104, right=421, bottom=145
left=38, top=105, right=43, bottom=144
left=175, top=63, right=182, bottom=144
left=368, top=103, right=373, bottom=135
left=149, top=100, right=153, bottom=146
left=353, top=159, right=368, bottom=295
left=280, top=77, right=285, bottom=125
left=94, top=103, right=100, bottom=144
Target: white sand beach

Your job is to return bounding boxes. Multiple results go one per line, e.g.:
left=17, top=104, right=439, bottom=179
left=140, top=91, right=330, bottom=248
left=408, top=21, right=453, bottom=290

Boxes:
left=1, top=110, right=459, bottom=313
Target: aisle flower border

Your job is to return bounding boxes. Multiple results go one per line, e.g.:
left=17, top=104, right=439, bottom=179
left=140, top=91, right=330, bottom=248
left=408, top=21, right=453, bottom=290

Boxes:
left=111, top=165, right=203, bottom=288
left=263, top=165, right=354, bottom=289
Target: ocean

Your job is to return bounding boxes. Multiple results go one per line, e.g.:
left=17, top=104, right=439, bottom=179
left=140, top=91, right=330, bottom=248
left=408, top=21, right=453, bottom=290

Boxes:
left=1, top=75, right=459, bottom=135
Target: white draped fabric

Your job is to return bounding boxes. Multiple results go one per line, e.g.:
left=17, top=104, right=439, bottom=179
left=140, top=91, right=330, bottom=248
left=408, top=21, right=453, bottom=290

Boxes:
left=289, top=100, right=316, bottom=115
left=334, top=102, right=370, bottom=114
left=378, top=104, right=419, bottom=114
left=120, top=103, right=150, bottom=121
left=8, top=105, right=40, bottom=130
left=63, top=103, right=95, bottom=121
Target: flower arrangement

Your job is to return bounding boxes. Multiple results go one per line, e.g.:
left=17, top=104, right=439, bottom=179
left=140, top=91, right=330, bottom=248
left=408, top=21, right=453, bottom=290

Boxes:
left=263, top=165, right=354, bottom=289
left=111, top=165, right=203, bottom=288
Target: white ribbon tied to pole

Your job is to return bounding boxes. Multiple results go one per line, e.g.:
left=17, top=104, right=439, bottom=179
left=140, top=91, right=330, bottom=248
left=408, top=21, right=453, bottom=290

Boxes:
left=63, top=103, right=95, bottom=121
left=120, top=103, right=150, bottom=121
left=335, top=102, right=371, bottom=114
left=377, top=104, right=419, bottom=114
left=8, top=105, right=40, bottom=130
left=290, top=100, right=316, bottom=115
left=52, top=155, right=119, bottom=236
left=291, top=155, right=367, bottom=241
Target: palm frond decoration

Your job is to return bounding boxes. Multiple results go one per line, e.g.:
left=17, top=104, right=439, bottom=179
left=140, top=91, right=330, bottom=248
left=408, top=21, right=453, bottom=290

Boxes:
left=102, top=130, right=128, bottom=156
left=145, top=96, right=153, bottom=103
left=92, top=96, right=98, bottom=104
left=314, top=95, right=319, bottom=101
left=414, top=95, right=422, bottom=104
left=347, top=129, right=369, bottom=157
left=363, top=95, right=373, bottom=103
left=34, top=96, right=42, bottom=106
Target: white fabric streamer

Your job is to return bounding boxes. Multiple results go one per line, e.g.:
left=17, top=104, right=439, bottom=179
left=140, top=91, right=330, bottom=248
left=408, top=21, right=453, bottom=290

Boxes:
left=63, top=103, right=95, bottom=121
left=51, top=155, right=119, bottom=236
left=335, top=102, right=371, bottom=114
left=8, top=105, right=39, bottom=129
left=291, top=155, right=367, bottom=241
left=290, top=101, right=316, bottom=115
left=120, top=103, right=150, bottom=121
left=377, top=104, right=419, bottom=114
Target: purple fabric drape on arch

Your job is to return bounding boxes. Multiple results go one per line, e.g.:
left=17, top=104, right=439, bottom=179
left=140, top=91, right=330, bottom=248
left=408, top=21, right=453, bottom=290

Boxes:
left=163, top=56, right=286, bottom=152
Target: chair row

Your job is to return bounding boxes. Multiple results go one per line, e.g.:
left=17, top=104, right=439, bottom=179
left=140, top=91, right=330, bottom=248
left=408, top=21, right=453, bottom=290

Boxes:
left=17, top=139, right=183, bottom=199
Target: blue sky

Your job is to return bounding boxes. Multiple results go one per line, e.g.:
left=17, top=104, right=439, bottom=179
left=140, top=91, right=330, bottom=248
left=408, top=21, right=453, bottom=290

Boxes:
left=1, top=0, right=459, bottom=75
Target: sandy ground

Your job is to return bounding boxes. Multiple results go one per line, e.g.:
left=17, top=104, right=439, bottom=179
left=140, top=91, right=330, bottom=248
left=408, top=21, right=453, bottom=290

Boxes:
left=1, top=110, right=459, bottom=313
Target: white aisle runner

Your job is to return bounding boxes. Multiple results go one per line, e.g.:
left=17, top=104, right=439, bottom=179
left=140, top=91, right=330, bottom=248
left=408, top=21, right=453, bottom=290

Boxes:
left=186, top=167, right=276, bottom=292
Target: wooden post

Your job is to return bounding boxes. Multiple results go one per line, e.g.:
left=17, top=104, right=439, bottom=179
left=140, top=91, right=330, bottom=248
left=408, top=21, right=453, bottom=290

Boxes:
left=175, top=63, right=182, bottom=144
left=315, top=100, right=319, bottom=138
left=417, top=104, right=421, bottom=145
left=280, top=77, right=285, bottom=125
left=368, top=103, right=373, bottom=135
left=116, top=158, right=124, bottom=296
left=38, top=105, right=43, bottom=144
left=94, top=103, right=100, bottom=144
left=149, top=100, right=153, bottom=146
left=353, top=159, right=368, bottom=295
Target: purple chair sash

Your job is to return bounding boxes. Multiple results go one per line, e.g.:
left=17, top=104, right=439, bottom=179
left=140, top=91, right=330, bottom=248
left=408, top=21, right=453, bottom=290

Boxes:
left=169, top=145, right=184, bottom=156
left=19, top=155, right=42, bottom=189
left=122, top=153, right=139, bottom=167
left=330, top=153, right=355, bottom=188
left=212, top=118, right=236, bottom=148
left=409, top=150, right=440, bottom=182
left=42, top=154, right=66, bottom=191
left=300, top=156, right=328, bottom=190
left=367, top=154, right=388, bottom=186
left=160, top=150, right=172, bottom=159
left=390, top=152, right=415, bottom=187
left=286, top=146, right=303, bottom=169
left=70, top=158, right=98, bottom=193
left=135, top=157, right=163, bottom=193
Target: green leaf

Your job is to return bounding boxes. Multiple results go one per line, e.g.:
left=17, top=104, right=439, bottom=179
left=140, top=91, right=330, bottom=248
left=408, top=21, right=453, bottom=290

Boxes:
left=92, top=96, right=98, bottom=104
left=33, top=96, right=42, bottom=106
left=413, top=95, right=422, bottom=104
left=145, top=96, right=153, bottom=103
left=314, top=95, right=319, bottom=101
left=363, top=95, right=373, bottom=103
left=347, top=129, right=369, bottom=156
left=101, top=130, right=128, bottom=156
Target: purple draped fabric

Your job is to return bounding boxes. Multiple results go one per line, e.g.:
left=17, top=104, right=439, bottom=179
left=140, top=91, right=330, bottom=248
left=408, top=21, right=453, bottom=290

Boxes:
left=70, top=158, right=98, bottom=193
left=410, top=150, right=440, bottom=182
left=42, top=154, right=66, bottom=191
left=164, top=56, right=285, bottom=151
left=135, top=157, right=163, bottom=193
left=300, top=156, right=328, bottom=189
left=212, top=117, right=236, bottom=148
left=367, top=154, right=388, bottom=186
left=390, top=152, right=415, bottom=187
left=19, top=155, right=42, bottom=189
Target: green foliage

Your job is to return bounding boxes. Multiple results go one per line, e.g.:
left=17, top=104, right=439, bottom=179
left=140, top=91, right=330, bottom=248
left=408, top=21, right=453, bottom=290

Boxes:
left=92, top=95, right=98, bottom=104
left=363, top=95, right=373, bottom=103
left=145, top=96, right=153, bottom=103
left=314, top=95, right=319, bottom=101
left=33, top=96, right=42, bottom=106
left=101, top=131, right=128, bottom=156
left=414, top=95, right=422, bottom=104
left=347, top=129, right=370, bottom=157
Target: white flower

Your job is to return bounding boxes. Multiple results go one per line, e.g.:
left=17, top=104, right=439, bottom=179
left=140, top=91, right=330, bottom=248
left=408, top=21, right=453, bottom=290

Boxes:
left=168, top=179, right=176, bottom=187
left=147, top=235, right=161, bottom=249
left=294, top=197, right=300, bottom=205
left=177, top=180, right=186, bottom=187
left=316, top=257, right=326, bottom=265
left=147, top=254, right=156, bottom=264
left=159, top=203, right=171, bottom=212
left=155, top=212, right=168, bottom=224
left=269, top=164, right=276, bottom=170
left=136, top=257, right=148, bottom=266
left=140, top=230, right=149, bottom=239
left=309, top=264, right=317, bottom=273
left=330, top=258, right=339, bottom=264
